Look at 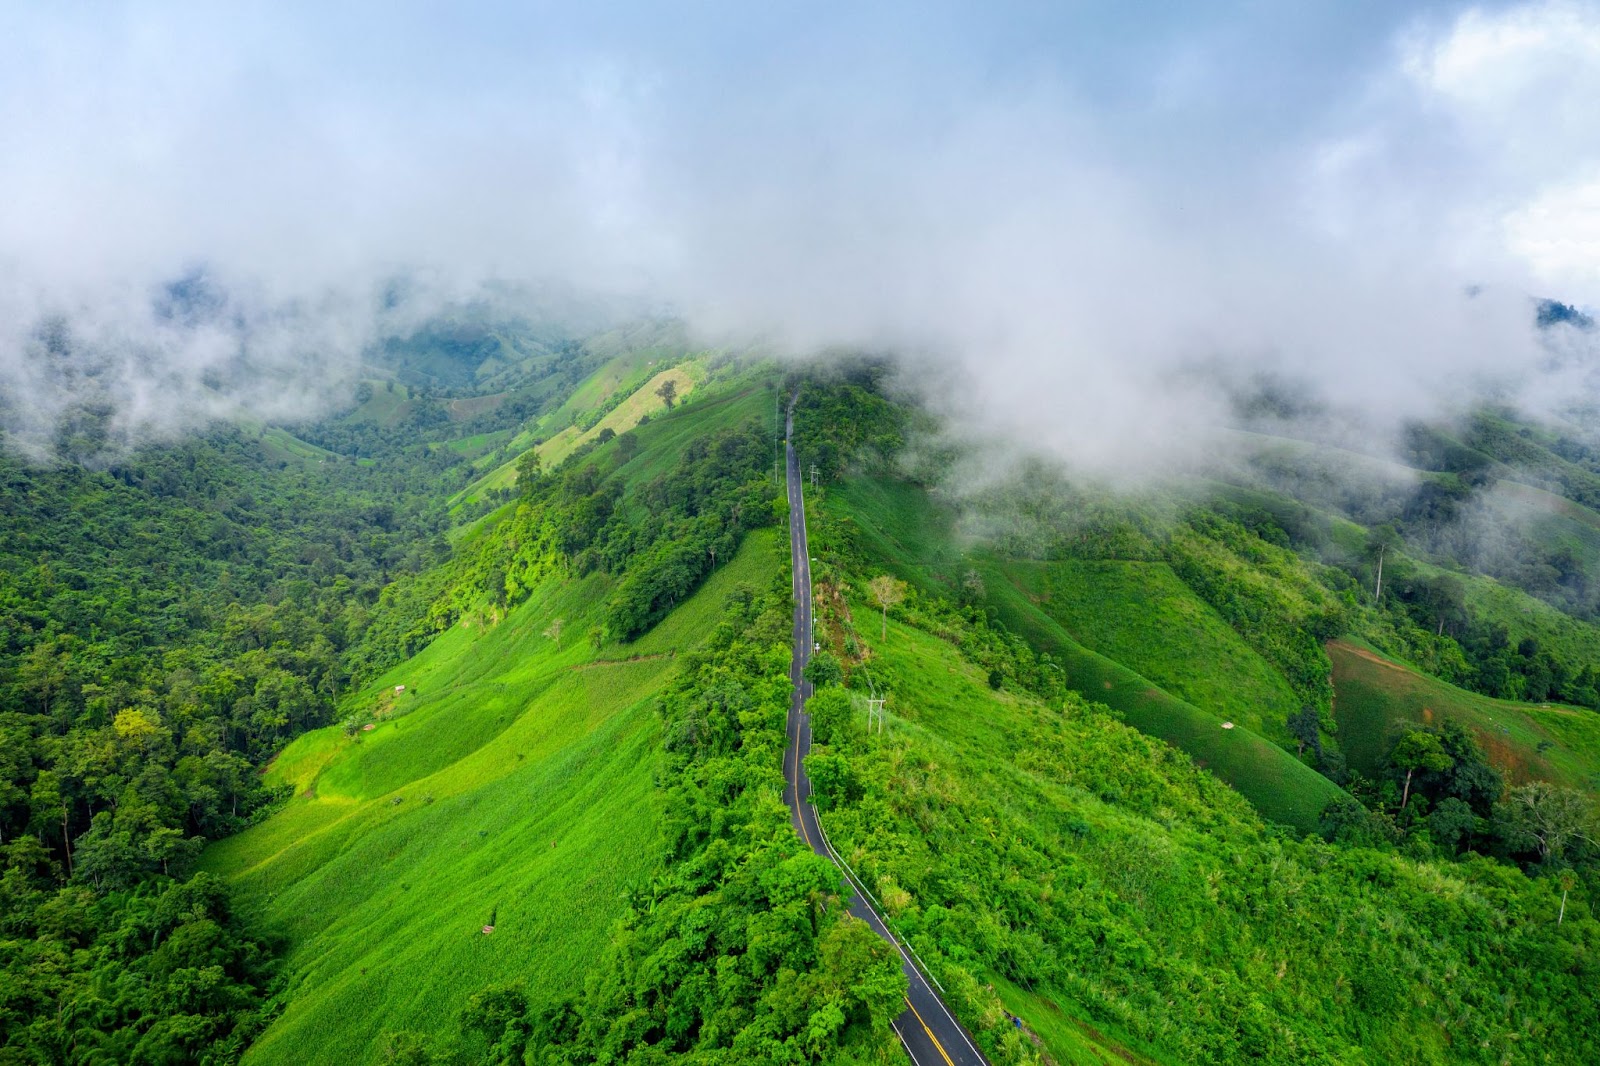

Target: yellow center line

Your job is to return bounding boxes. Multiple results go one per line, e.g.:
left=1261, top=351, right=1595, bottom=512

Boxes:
left=904, top=996, right=955, bottom=1066
left=790, top=684, right=815, bottom=851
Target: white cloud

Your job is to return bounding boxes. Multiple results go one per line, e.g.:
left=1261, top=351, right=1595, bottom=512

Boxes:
left=1399, top=1, right=1600, bottom=300
left=1505, top=172, right=1600, bottom=288
left=0, top=2, right=1596, bottom=472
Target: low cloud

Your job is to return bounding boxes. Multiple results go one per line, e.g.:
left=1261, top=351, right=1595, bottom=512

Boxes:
left=1, top=2, right=1597, bottom=469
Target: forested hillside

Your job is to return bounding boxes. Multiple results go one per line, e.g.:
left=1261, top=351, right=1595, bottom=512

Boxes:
left=0, top=320, right=747, bottom=1062
left=6, top=342, right=1600, bottom=1066
left=784, top=366, right=1600, bottom=1063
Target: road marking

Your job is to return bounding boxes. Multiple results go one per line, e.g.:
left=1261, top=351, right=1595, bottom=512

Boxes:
left=904, top=996, right=956, bottom=1066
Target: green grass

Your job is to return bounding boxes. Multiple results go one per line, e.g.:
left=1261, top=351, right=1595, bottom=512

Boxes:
left=997, top=558, right=1300, bottom=736
left=987, top=975, right=1160, bottom=1066
left=811, top=558, right=1595, bottom=1065
left=610, top=380, right=776, bottom=488
left=820, top=477, right=1346, bottom=833
left=434, top=429, right=515, bottom=458
left=537, top=362, right=706, bottom=468
left=542, top=347, right=664, bottom=429
left=982, top=570, right=1345, bottom=832
left=456, top=347, right=673, bottom=480
left=205, top=529, right=782, bottom=1065
left=450, top=360, right=711, bottom=511
left=1329, top=638, right=1600, bottom=792
left=836, top=599, right=1179, bottom=1065
left=341, top=381, right=414, bottom=426
left=446, top=377, right=777, bottom=547
left=256, top=426, right=338, bottom=463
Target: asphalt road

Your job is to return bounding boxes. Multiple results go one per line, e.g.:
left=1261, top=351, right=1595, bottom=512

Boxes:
left=783, top=400, right=990, bottom=1066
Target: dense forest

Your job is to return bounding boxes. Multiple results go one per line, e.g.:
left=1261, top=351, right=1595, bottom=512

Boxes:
left=0, top=425, right=466, bottom=1060
left=0, top=319, right=633, bottom=1061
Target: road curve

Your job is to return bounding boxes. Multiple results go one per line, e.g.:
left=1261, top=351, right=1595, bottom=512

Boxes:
left=783, top=398, right=990, bottom=1066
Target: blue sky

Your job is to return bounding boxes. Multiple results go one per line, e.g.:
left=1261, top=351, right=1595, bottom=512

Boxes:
left=1, top=1, right=1597, bottom=472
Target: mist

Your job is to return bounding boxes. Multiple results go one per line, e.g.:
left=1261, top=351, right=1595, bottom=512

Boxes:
left=2, top=1, right=1599, bottom=470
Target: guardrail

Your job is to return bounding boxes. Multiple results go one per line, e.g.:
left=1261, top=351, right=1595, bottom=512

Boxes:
left=806, top=763, right=949, bottom=996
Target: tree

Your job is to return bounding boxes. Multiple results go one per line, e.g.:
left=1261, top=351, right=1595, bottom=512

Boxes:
left=461, top=981, right=532, bottom=1064
left=1427, top=796, right=1477, bottom=854
left=1286, top=705, right=1322, bottom=758
left=1419, top=574, right=1467, bottom=637
left=1389, top=730, right=1453, bottom=810
left=803, top=651, right=843, bottom=689
left=1557, top=868, right=1578, bottom=925
left=1435, top=721, right=1502, bottom=815
left=516, top=448, right=542, bottom=496
left=543, top=618, right=564, bottom=650
left=1320, top=796, right=1380, bottom=846
left=1366, top=524, right=1402, bottom=602
left=655, top=379, right=678, bottom=409
left=1497, top=782, right=1595, bottom=864
left=18, top=638, right=69, bottom=718
left=807, top=687, right=855, bottom=745
left=867, top=575, right=906, bottom=642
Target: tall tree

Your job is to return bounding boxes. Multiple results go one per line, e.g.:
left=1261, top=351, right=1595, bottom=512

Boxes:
left=1286, top=705, right=1322, bottom=757
left=1498, top=782, right=1595, bottom=864
left=516, top=448, right=543, bottom=495
left=1389, top=730, right=1454, bottom=810
left=867, top=575, right=906, bottom=642
left=1366, top=523, right=1402, bottom=602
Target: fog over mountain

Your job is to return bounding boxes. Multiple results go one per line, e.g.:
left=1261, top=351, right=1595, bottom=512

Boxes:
left=3, top=1, right=1599, bottom=469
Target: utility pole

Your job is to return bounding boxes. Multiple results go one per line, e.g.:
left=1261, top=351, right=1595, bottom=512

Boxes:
left=867, top=697, right=887, bottom=735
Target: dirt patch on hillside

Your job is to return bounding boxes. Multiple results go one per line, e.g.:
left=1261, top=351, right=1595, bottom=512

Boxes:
left=1330, top=641, right=1408, bottom=673
left=1479, top=734, right=1528, bottom=782
left=570, top=653, right=674, bottom=671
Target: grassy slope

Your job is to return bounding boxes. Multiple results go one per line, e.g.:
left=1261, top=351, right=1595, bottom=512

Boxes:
left=842, top=603, right=1173, bottom=1065
left=825, top=478, right=1346, bottom=833
left=435, top=429, right=515, bottom=459
left=818, top=580, right=1594, bottom=1066
left=538, top=363, right=706, bottom=469
left=450, top=360, right=706, bottom=511
left=206, top=530, right=781, bottom=1065
left=447, top=377, right=775, bottom=547
left=256, top=427, right=339, bottom=464
left=1329, top=638, right=1600, bottom=791
left=998, top=558, right=1300, bottom=735
left=342, top=382, right=415, bottom=426
left=1216, top=432, right=1600, bottom=663
left=985, top=571, right=1344, bottom=833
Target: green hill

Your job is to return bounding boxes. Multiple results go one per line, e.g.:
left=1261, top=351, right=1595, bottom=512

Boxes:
left=1329, top=638, right=1600, bottom=791
left=802, top=479, right=1599, bottom=1066
left=819, top=476, right=1346, bottom=832
left=449, top=356, right=709, bottom=514
left=996, top=558, right=1300, bottom=736
left=204, top=531, right=782, bottom=1064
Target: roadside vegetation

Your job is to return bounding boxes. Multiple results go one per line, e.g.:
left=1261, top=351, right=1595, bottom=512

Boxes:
left=787, top=366, right=1600, bottom=1063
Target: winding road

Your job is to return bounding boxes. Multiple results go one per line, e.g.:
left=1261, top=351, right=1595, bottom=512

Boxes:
left=783, top=400, right=990, bottom=1066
